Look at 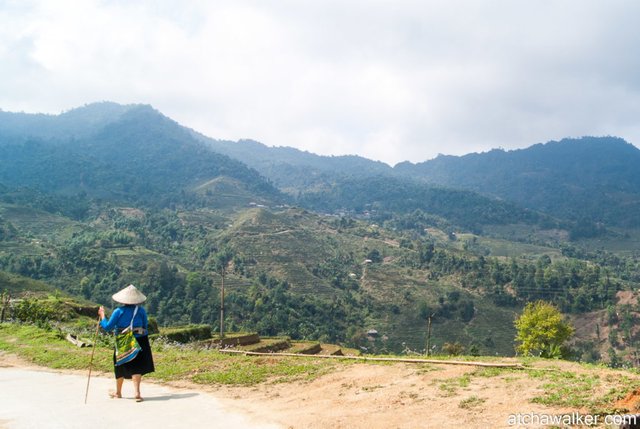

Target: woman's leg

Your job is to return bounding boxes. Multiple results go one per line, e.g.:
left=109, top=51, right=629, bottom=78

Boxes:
left=132, top=374, right=142, bottom=401
left=110, top=377, right=124, bottom=398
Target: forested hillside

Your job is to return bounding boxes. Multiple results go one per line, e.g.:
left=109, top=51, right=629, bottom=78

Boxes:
left=0, top=103, right=282, bottom=206
left=2, top=102, right=640, bottom=362
left=192, top=130, right=640, bottom=234
left=1, top=102, right=556, bottom=235
left=395, top=137, right=640, bottom=229
left=297, top=175, right=551, bottom=232
left=196, top=132, right=640, bottom=234
left=1, top=185, right=637, bottom=358
left=192, top=135, right=393, bottom=192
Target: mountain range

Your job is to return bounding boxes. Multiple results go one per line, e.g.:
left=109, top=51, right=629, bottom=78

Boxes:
left=0, top=103, right=281, bottom=207
left=3, top=102, right=639, bottom=232
left=202, top=133, right=640, bottom=230
left=1, top=102, right=640, bottom=359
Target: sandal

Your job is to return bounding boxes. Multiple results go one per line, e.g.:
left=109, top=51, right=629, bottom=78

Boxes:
left=109, top=391, right=122, bottom=399
left=135, top=396, right=144, bottom=402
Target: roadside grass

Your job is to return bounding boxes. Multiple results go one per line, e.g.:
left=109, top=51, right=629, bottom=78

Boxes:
left=0, top=323, right=336, bottom=386
left=0, top=323, right=112, bottom=371
left=464, top=361, right=640, bottom=415
left=526, top=368, right=640, bottom=414
left=428, top=360, right=640, bottom=415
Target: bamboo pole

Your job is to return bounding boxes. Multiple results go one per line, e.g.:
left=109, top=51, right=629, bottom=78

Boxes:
left=218, top=349, right=525, bottom=369
left=84, top=317, right=101, bottom=404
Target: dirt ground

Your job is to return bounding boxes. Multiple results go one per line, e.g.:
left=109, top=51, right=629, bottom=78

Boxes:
left=1, top=352, right=634, bottom=429
left=174, top=361, right=605, bottom=429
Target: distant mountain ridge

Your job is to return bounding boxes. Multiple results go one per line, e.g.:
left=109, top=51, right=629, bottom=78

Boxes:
left=197, top=130, right=640, bottom=229
left=0, top=101, right=135, bottom=141
left=2, top=102, right=639, bottom=230
left=0, top=102, right=546, bottom=232
left=191, top=134, right=393, bottom=192
left=394, top=137, right=640, bottom=227
left=0, top=103, right=282, bottom=206
left=195, top=127, right=640, bottom=229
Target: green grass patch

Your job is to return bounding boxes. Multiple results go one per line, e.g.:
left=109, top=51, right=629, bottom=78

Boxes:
left=437, top=373, right=471, bottom=397
left=192, top=357, right=332, bottom=385
left=459, top=395, right=486, bottom=409
left=527, top=369, right=640, bottom=414
left=471, top=366, right=515, bottom=378
left=531, top=371, right=601, bottom=408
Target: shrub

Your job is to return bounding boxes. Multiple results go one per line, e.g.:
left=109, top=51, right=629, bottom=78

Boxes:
left=442, top=342, right=465, bottom=356
left=514, top=300, right=573, bottom=358
left=160, top=324, right=212, bottom=343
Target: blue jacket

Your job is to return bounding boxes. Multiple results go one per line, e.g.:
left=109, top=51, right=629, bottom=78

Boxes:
left=100, top=305, right=149, bottom=337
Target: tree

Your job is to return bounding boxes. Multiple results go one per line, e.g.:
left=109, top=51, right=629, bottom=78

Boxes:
left=514, top=300, right=573, bottom=358
left=366, top=249, right=382, bottom=263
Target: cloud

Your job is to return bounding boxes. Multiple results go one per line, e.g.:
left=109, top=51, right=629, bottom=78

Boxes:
left=1, top=0, right=640, bottom=165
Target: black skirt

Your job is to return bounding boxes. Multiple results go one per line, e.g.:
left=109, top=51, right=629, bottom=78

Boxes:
left=113, top=335, right=155, bottom=379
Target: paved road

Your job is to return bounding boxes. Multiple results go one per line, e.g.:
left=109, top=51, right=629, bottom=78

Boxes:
left=0, top=368, right=281, bottom=429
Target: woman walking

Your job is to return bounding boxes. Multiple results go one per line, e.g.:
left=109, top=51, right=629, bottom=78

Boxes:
left=98, top=284, right=155, bottom=402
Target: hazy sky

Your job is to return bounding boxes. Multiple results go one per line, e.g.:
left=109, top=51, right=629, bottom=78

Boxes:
left=1, top=0, right=640, bottom=165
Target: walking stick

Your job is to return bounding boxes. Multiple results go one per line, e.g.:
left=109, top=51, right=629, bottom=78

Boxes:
left=84, top=316, right=101, bottom=404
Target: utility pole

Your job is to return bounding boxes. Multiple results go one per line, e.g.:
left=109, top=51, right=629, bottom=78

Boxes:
left=219, top=267, right=225, bottom=339
left=214, top=248, right=233, bottom=339
left=425, top=312, right=436, bottom=356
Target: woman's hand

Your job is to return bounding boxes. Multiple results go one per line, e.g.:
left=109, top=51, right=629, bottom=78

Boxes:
left=98, top=306, right=105, bottom=320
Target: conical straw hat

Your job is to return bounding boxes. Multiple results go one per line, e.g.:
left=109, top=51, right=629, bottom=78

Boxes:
left=112, top=284, right=146, bottom=305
